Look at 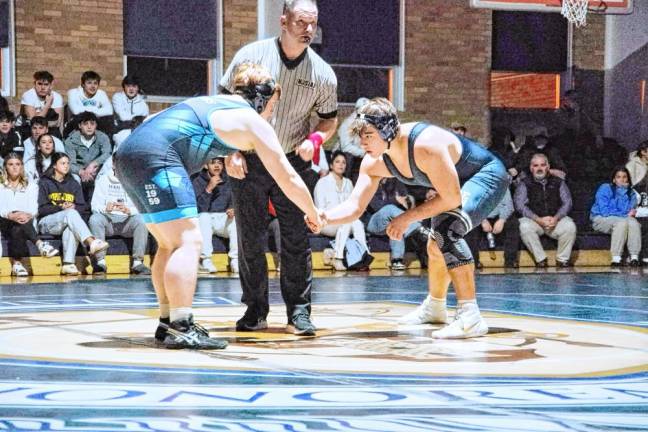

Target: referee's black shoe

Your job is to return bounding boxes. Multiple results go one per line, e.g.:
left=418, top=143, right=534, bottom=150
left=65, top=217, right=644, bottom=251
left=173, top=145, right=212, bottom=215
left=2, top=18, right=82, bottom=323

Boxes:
left=162, top=315, right=227, bottom=350
left=236, top=311, right=268, bottom=331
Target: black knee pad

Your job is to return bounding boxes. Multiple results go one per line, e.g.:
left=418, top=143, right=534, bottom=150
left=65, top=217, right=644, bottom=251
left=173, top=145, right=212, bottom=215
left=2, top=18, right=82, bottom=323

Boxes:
left=431, top=211, right=474, bottom=269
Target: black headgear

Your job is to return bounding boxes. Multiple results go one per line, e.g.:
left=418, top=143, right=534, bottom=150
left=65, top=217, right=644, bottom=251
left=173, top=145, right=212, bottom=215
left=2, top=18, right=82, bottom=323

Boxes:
left=357, top=113, right=399, bottom=143
left=235, top=80, right=277, bottom=114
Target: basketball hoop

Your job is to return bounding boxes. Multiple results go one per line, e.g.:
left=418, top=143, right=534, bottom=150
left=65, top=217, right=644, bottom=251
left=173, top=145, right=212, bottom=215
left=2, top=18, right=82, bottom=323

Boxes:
left=561, top=0, right=589, bottom=27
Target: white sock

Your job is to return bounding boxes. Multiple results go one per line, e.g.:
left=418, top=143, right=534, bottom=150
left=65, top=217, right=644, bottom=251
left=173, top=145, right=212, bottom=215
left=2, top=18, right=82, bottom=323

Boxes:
left=429, top=296, right=446, bottom=307
left=159, top=304, right=170, bottom=320
left=611, top=256, right=622, bottom=263
left=170, top=307, right=192, bottom=323
left=457, top=299, right=479, bottom=313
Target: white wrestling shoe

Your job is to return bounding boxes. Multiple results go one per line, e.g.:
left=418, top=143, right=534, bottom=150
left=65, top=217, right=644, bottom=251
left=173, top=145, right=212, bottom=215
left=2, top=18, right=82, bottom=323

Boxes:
left=398, top=295, right=448, bottom=325
left=432, top=304, right=488, bottom=339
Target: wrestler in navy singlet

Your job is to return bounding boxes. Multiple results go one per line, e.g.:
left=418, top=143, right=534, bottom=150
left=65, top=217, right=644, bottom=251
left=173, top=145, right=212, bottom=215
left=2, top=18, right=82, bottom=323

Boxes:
left=382, top=122, right=510, bottom=234
left=114, top=96, right=249, bottom=224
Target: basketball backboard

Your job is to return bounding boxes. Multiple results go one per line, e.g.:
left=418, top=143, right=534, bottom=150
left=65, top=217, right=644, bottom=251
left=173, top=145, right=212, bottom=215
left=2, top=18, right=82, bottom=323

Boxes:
left=470, top=0, right=633, bottom=14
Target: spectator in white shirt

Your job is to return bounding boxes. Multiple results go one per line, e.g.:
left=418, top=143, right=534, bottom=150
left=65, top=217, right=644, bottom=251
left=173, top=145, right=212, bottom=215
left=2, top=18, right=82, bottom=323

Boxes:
left=24, top=133, right=57, bottom=183
left=112, top=75, right=149, bottom=133
left=314, top=151, right=368, bottom=271
left=66, top=70, right=113, bottom=136
left=22, top=116, right=65, bottom=163
left=89, top=160, right=150, bottom=275
left=0, top=153, right=59, bottom=276
left=20, top=71, right=64, bottom=136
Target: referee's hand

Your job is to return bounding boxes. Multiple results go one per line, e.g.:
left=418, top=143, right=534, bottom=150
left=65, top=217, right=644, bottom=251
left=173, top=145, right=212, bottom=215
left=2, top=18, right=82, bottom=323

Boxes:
left=296, top=139, right=314, bottom=162
left=225, top=152, right=248, bottom=179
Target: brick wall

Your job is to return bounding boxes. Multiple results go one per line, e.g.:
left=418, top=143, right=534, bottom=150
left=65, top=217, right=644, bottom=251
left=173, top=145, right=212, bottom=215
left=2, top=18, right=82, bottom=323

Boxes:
left=572, top=13, right=605, bottom=71
left=404, top=0, right=492, bottom=142
left=222, top=0, right=258, bottom=67
left=13, top=0, right=123, bottom=106
left=490, top=72, right=560, bottom=109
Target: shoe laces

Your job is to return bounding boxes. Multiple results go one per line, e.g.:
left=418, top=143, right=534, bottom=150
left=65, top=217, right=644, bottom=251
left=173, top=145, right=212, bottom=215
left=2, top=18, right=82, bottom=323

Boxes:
left=192, top=322, right=210, bottom=337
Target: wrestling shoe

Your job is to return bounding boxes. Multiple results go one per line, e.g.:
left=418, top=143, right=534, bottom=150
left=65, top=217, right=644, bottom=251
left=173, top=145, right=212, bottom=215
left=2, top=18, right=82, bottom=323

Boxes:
left=432, top=304, right=488, bottom=339
left=155, top=317, right=209, bottom=342
left=398, top=295, right=448, bottom=324
left=287, top=313, right=316, bottom=336
left=38, top=241, right=59, bottom=258
left=162, top=315, right=227, bottom=349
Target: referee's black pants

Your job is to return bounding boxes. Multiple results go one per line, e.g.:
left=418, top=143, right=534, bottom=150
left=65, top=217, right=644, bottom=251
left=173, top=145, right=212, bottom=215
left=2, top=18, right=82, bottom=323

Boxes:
left=230, top=152, right=313, bottom=322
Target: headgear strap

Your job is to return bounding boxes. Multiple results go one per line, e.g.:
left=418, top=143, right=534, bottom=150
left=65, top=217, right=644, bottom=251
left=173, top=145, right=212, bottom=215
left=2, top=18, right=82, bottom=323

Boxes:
left=235, top=80, right=277, bottom=114
left=357, top=113, right=399, bottom=144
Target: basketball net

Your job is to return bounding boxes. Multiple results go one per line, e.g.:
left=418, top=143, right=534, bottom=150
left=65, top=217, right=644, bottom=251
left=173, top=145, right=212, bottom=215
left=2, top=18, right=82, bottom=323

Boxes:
left=562, top=0, right=589, bottom=27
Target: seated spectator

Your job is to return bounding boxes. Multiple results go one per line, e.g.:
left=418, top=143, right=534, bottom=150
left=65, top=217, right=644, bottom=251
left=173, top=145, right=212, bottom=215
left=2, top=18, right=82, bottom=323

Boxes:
left=112, top=115, right=145, bottom=151
left=338, top=97, right=369, bottom=183
left=450, top=120, right=467, bottom=136
left=66, top=71, right=113, bottom=136
left=633, top=170, right=648, bottom=265
left=112, top=75, right=149, bottom=134
left=490, top=126, right=519, bottom=179
left=555, top=89, right=603, bottom=148
left=192, top=158, right=238, bottom=274
left=314, top=151, right=368, bottom=271
left=465, top=188, right=520, bottom=269
left=19, top=71, right=64, bottom=137
left=24, top=134, right=56, bottom=183
left=514, top=153, right=577, bottom=267
left=0, top=153, right=59, bottom=276
left=514, top=126, right=567, bottom=180
left=22, top=116, right=65, bottom=162
left=64, top=111, right=112, bottom=200
left=89, top=159, right=150, bottom=275
left=38, top=152, right=109, bottom=275
left=626, top=140, right=648, bottom=186
left=590, top=166, right=641, bottom=267
left=366, top=177, right=429, bottom=270
left=0, top=111, right=24, bottom=161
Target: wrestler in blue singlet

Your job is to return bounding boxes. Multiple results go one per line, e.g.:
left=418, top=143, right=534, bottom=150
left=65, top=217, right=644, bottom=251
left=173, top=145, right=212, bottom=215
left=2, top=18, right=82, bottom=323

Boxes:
left=114, top=96, right=250, bottom=224
left=383, top=122, right=510, bottom=236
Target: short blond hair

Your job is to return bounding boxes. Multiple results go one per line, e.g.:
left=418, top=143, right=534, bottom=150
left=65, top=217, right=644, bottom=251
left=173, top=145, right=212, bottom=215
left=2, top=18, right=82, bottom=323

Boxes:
left=350, top=97, right=399, bottom=137
left=233, top=63, right=273, bottom=89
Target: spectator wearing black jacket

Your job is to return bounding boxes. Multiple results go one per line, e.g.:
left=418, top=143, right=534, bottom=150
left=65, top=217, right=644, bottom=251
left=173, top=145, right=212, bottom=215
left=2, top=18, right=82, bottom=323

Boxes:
left=37, top=152, right=108, bottom=275
left=192, top=157, right=238, bottom=274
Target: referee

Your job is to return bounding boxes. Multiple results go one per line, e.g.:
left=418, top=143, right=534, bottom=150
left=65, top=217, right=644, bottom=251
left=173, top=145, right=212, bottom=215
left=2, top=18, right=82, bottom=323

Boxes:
left=220, top=0, right=338, bottom=336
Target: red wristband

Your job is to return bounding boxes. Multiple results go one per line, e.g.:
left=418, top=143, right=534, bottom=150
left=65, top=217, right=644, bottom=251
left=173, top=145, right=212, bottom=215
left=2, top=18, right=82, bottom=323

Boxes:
left=308, top=132, right=323, bottom=164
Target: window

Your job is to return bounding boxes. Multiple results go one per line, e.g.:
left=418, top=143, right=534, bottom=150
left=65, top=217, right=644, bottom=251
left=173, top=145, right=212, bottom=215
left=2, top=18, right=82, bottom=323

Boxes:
left=491, top=11, right=567, bottom=109
left=123, top=0, right=221, bottom=100
left=259, top=0, right=404, bottom=108
left=0, top=0, right=14, bottom=98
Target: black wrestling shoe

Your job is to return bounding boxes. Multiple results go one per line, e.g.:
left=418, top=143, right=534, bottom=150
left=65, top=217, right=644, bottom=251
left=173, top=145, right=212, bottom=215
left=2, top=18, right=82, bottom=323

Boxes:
left=287, top=313, right=316, bottom=336
left=155, top=317, right=209, bottom=342
left=162, top=315, right=227, bottom=349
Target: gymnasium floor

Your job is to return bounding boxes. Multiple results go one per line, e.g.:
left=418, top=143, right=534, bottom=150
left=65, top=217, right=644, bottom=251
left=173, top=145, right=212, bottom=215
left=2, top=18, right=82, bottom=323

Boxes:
left=0, top=268, right=646, bottom=431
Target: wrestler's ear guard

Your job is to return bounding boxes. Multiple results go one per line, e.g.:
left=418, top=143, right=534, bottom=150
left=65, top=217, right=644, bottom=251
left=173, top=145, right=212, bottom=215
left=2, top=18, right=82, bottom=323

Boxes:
left=235, top=80, right=277, bottom=114
left=357, top=113, right=399, bottom=143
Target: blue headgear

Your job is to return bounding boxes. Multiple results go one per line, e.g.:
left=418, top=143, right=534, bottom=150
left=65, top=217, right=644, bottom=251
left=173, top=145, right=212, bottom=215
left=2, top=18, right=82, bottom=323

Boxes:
left=357, top=112, right=400, bottom=143
left=235, top=80, right=277, bottom=114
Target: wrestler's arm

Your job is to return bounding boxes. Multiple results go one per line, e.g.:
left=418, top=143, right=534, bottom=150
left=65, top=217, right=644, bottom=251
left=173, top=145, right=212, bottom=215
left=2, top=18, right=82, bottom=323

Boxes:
left=212, top=108, right=319, bottom=223
left=324, top=157, right=381, bottom=225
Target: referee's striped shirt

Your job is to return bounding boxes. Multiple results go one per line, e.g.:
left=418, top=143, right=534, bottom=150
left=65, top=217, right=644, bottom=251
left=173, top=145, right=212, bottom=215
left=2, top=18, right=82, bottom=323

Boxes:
left=220, top=38, right=338, bottom=154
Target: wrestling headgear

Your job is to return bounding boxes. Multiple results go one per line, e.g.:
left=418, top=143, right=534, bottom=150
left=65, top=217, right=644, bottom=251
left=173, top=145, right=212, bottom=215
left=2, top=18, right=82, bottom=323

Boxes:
left=357, top=113, right=400, bottom=143
left=235, top=80, right=277, bottom=114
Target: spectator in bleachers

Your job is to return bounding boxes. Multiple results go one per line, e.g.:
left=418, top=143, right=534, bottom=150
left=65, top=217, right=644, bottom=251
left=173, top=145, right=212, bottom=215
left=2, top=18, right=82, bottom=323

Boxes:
left=22, top=116, right=65, bottom=162
left=112, top=115, right=145, bottom=151
left=590, top=166, right=641, bottom=267
left=0, top=153, right=59, bottom=276
left=633, top=171, right=648, bottom=265
left=38, top=152, right=109, bottom=275
left=465, top=188, right=520, bottom=269
left=514, top=126, right=567, bottom=180
left=366, top=177, right=429, bottom=270
left=626, top=140, right=648, bottom=186
left=450, top=121, right=467, bottom=136
left=338, top=97, right=369, bottom=183
left=515, top=153, right=576, bottom=267
left=19, top=71, right=64, bottom=137
left=490, top=126, right=520, bottom=179
left=24, top=134, right=56, bottom=183
left=64, top=111, right=112, bottom=200
left=0, top=111, right=23, bottom=161
left=314, top=151, right=368, bottom=271
left=112, top=75, right=149, bottom=134
left=192, top=157, right=239, bottom=274
left=556, top=89, right=603, bottom=147
left=89, top=158, right=150, bottom=275
left=66, top=71, right=113, bottom=136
